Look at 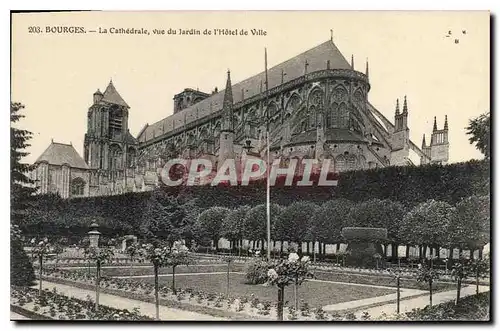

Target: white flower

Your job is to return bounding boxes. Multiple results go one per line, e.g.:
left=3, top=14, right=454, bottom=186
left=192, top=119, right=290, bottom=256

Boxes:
left=417, top=263, right=422, bottom=269
left=267, top=268, right=278, bottom=279
left=288, top=252, right=299, bottom=263
left=301, top=256, right=310, bottom=263
left=30, top=238, right=35, bottom=244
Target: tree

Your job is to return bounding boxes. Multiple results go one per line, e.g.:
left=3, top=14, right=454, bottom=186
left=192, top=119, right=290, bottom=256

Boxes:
left=196, top=206, right=230, bottom=250
left=449, top=195, right=490, bottom=258
left=11, top=102, right=37, bottom=225
left=416, top=260, right=440, bottom=307
left=308, top=198, right=354, bottom=255
left=346, top=199, right=405, bottom=259
left=399, top=200, right=455, bottom=259
left=135, top=243, right=170, bottom=320
left=222, top=205, right=250, bottom=254
left=166, top=242, right=193, bottom=294
left=275, top=201, right=317, bottom=254
left=10, top=224, right=35, bottom=286
left=267, top=253, right=314, bottom=320
left=140, top=192, right=172, bottom=240
left=466, top=112, right=490, bottom=159
left=243, top=203, right=281, bottom=251
left=468, top=258, right=489, bottom=295
left=32, top=238, right=52, bottom=296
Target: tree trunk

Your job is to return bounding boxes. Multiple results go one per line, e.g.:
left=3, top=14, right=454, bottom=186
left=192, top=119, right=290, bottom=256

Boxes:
left=405, top=245, right=410, bottom=259
left=423, top=245, right=428, bottom=258
left=418, top=246, right=423, bottom=259
left=95, top=261, right=101, bottom=312
left=318, top=242, right=322, bottom=256
left=214, top=238, right=219, bottom=251
left=294, top=281, right=298, bottom=310
left=306, top=242, right=310, bottom=255
left=429, top=279, right=433, bottom=307
left=392, top=243, right=399, bottom=259
left=312, top=241, right=316, bottom=262
left=277, top=286, right=284, bottom=321
left=227, top=261, right=231, bottom=299
left=39, top=255, right=43, bottom=297
left=476, top=270, right=480, bottom=295
left=154, top=264, right=159, bottom=320
left=383, top=244, right=388, bottom=258
left=479, top=246, right=483, bottom=260
left=280, top=242, right=283, bottom=255
left=172, top=265, right=176, bottom=294
left=298, top=241, right=302, bottom=255
left=252, top=241, right=256, bottom=250
left=396, top=276, right=401, bottom=314
left=336, top=243, right=341, bottom=252
left=456, top=277, right=462, bottom=305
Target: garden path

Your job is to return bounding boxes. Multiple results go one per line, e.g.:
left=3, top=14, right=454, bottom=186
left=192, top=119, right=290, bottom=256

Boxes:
left=352, top=284, right=490, bottom=318
left=36, top=281, right=228, bottom=321
left=10, top=312, right=30, bottom=320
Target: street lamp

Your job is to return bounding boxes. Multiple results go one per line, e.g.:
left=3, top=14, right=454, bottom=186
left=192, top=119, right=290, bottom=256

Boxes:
left=88, top=222, right=101, bottom=248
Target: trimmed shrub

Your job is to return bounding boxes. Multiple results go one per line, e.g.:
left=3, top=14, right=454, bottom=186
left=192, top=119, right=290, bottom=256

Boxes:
left=341, top=227, right=388, bottom=242
left=244, top=258, right=268, bottom=285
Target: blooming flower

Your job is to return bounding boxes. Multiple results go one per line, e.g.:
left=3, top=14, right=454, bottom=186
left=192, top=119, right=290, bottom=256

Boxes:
left=288, top=253, right=299, bottom=263
left=417, top=263, right=422, bottom=269
left=301, top=256, right=310, bottom=263
left=267, top=268, right=278, bottom=279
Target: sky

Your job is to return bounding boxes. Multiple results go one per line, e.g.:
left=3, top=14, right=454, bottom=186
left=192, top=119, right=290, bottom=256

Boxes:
left=11, top=11, right=489, bottom=164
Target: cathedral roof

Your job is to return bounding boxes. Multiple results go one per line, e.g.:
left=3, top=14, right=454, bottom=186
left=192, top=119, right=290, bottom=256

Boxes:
left=35, top=141, right=89, bottom=169
left=125, top=130, right=138, bottom=145
left=101, top=81, right=129, bottom=108
left=139, top=40, right=351, bottom=142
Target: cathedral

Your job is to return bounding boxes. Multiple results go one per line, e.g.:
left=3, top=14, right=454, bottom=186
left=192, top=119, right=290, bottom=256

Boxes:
left=30, top=39, right=449, bottom=198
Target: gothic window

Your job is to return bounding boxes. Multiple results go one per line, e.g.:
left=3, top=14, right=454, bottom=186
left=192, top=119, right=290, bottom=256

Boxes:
left=331, top=102, right=340, bottom=128
left=71, top=177, right=85, bottom=197
left=332, top=86, right=348, bottom=102
left=285, top=94, right=301, bottom=115
left=339, top=103, right=349, bottom=128
left=354, top=89, right=364, bottom=105
left=267, top=103, right=279, bottom=118
left=109, top=144, right=123, bottom=170
left=346, top=154, right=357, bottom=170
left=127, top=147, right=137, bottom=168
left=108, top=106, right=123, bottom=139
left=335, top=154, right=346, bottom=172
left=308, top=106, right=316, bottom=129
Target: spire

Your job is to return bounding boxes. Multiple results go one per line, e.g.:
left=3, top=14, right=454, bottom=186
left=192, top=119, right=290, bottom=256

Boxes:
left=444, top=115, right=448, bottom=130
left=223, top=69, right=233, bottom=108
left=422, top=134, right=426, bottom=148
left=330, top=29, right=333, bottom=41
left=365, top=58, right=369, bottom=78
left=327, top=60, right=331, bottom=70
left=351, top=54, right=354, bottom=69
left=395, top=98, right=400, bottom=115
left=94, top=88, right=102, bottom=95
left=403, top=95, right=408, bottom=114
left=433, top=116, right=438, bottom=132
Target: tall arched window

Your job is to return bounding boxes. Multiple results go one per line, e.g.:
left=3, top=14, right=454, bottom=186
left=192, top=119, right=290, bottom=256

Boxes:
left=339, top=103, right=349, bottom=128
left=331, top=102, right=340, bottom=128
left=346, top=154, right=357, bottom=170
left=308, top=106, right=316, bottom=129
left=286, top=94, right=301, bottom=115
left=71, top=178, right=85, bottom=197
left=109, top=144, right=123, bottom=170
left=335, top=155, right=346, bottom=172
left=127, top=147, right=136, bottom=168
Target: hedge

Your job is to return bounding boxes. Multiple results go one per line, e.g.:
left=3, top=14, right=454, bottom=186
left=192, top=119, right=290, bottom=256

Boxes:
left=19, top=159, right=489, bottom=237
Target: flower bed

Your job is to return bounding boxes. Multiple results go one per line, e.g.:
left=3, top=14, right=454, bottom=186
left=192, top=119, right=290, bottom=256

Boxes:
left=10, top=286, right=153, bottom=320
left=41, top=268, right=364, bottom=321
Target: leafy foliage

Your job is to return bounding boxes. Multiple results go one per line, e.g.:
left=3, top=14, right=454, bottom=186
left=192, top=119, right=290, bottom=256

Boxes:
left=243, top=203, right=281, bottom=242
left=10, top=224, right=35, bottom=286
left=275, top=201, right=317, bottom=244
left=449, top=195, right=490, bottom=250
left=222, top=205, right=250, bottom=244
left=11, top=102, right=37, bottom=224
left=466, top=112, right=490, bottom=159
left=399, top=200, right=455, bottom=247
left=308, top=198, right=353, bottom=244
left=196, top=206, right=230, bottom=248
left=244, top=259, right=269, bottom=285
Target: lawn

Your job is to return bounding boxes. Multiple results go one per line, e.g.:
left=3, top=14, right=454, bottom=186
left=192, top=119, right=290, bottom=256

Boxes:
left=101, top=267, right=395, bottom=309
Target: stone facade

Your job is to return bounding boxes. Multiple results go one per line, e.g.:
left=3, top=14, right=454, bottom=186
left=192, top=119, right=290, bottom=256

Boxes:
left=32, top=39, right=449, bottom=198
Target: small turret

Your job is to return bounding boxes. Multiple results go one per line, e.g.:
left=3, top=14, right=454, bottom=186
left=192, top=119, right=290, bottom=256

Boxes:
left=351, top=54, right=355, bottom=69
left=93, top=89, right=103, bottom=104
left=422, top=134, right=426, bottom=148
left=444, top=115, right=448, bottom=131
left=402, top=95, right=408, bottom=114
left=433, top=116, right=438, bottom=132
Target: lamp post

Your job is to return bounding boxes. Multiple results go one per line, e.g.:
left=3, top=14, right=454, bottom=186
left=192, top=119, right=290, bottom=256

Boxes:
left=88, top=222, right=101, bottom=248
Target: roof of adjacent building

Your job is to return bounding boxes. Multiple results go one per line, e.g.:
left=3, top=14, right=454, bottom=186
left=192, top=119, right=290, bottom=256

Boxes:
left=100, top=81, right=129, bottom=108
left=35, top=141, right=89, bottom=169
left=138, top=40, right=351, bottom=142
